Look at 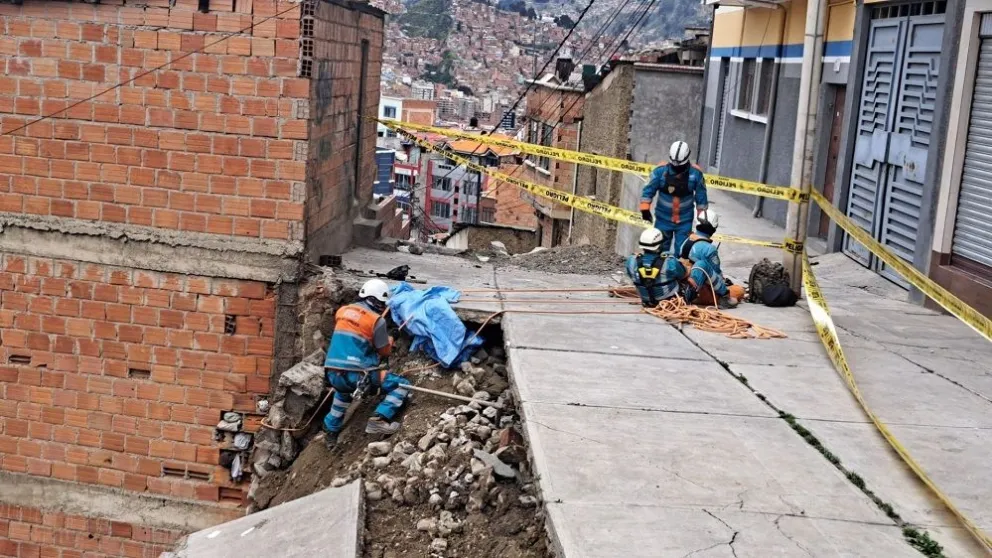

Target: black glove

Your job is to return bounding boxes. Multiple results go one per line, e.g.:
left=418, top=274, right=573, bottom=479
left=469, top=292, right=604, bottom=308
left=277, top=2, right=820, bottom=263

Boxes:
left=641, top=210, right=652, bottom=222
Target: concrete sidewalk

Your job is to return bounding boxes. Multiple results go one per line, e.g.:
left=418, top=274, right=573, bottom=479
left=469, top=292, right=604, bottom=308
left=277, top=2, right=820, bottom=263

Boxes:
left=342, top=197, right=991, bottom=557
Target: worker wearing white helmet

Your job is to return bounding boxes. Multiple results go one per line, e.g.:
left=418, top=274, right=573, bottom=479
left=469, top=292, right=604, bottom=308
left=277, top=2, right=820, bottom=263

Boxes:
left=322, top=279, right=410, bottom=447
left=624, top=228, right=688, bottom=307
left=639, top=140, right=709, bottom=254
left=678, top=210, right=745, bottom=308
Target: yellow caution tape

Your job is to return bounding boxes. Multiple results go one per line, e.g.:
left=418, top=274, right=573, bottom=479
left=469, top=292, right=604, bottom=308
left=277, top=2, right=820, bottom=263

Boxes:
left=387, top=122, right=789, bottom=250
left=383, top=119, right=804, bottom=203
left=811, top=190, right=992, bottom=344
left=802, top=253, right=992, bottom=552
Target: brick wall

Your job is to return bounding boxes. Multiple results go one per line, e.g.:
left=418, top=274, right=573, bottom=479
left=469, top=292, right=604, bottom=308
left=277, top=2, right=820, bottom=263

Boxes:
left=0, top=254, right=274, bottom=503
left=521, top=83, right=583, bottom=246
left=0, top=503, right=182, bottom=558
left=0, top=0, right=309, bottom=244
left=304, top=0, right=384, bottom=259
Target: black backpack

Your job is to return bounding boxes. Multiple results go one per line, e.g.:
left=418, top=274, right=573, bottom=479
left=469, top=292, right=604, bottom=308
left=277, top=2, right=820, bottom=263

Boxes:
left=747, top=259, right=797, bottom=307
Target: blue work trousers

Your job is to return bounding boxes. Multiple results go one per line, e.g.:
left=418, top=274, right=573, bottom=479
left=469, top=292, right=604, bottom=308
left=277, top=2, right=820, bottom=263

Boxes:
left=688, top=259, right=729, bottom=298
left=323, top=369, right=410, bottom=433
left=655, top=221, right=693, bottom=256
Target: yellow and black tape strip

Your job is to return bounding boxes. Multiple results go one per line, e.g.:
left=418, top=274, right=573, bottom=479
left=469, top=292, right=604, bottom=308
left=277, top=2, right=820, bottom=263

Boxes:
left=811, top=190, right=992, bottom=344
left=388, top=122, right=790, bottom=250
left=383, top=119, right=804, bottom=203
left=802, top=252, right=992, bottom=552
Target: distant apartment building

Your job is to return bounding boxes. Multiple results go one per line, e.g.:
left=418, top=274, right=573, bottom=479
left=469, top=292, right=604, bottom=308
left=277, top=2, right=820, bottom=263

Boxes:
left=572, top=62, right=704, bottom=256
left=411, top=80, right=436, bottom=100
left=377, top=95, right=403, bottom=137
left=437, top=96, right=458, bottom=120
left=402, top=99, right=438, bottom=127
left=521, top=70, right=584, bottom=247
left=423, top=137, right=517, bottom=234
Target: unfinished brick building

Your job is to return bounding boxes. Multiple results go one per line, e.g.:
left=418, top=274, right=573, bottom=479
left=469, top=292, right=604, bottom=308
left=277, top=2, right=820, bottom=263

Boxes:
left=0, top=0, right=385, bottom=554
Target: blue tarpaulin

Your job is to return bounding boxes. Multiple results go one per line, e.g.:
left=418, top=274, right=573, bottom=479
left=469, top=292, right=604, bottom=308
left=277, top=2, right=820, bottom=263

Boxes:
left=388, top=283, right=483, bottom=368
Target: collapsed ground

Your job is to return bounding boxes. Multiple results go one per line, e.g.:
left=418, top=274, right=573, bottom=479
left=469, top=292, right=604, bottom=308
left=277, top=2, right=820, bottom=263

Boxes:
left=247, top=272, right=551, bottom=558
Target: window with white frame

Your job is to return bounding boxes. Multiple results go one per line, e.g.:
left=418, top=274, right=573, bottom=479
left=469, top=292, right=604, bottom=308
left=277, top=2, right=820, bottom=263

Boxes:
left=384, top=106, right=397, bottom=118
left=526, top=120, right=553, bottom=170
left=431, top=201, right=451, bottom=218
left=434, top=177, right=452, bottom=191
left=733, top=58, right=774, bottom=120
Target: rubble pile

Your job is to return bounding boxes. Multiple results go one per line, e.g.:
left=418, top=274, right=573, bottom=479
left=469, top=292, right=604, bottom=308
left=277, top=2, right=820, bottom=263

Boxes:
left=297, top=269, right=358, bottom=356
left=247, top=338, right=550, bottom=558
left=507, top=244, right=625, bottom=275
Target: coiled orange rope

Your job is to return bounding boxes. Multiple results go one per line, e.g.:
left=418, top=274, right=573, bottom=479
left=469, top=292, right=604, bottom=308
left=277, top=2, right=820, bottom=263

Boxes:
left=610, top=286, right=787, bottom=340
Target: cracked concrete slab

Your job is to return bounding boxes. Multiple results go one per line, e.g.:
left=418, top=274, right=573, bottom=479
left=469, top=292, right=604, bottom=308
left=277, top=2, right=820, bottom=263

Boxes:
left=545, top=503, right=916, bottom=558
left=505, top=312, right=711, bottom=360
left=521, top=402, right=890, bottom=524
left=168, top=481, right=362, bottom=557
left=508, top=348, right=775, bottom=417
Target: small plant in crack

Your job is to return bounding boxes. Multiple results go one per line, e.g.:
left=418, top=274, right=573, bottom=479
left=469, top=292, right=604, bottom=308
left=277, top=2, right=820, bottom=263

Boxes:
left=903, top=528, right=945, bottom=558
left=845, top=471, right=866, bottom=490
left=736, top=374, right=749, bottom=385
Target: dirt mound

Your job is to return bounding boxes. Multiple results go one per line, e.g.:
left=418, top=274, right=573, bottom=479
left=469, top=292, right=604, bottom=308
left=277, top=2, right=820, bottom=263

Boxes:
left=249, top=330, right=550, bottom=558
left=507, top=244, right=625, bottom=275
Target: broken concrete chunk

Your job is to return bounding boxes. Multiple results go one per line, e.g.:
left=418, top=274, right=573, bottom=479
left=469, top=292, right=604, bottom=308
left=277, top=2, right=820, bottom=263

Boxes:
left=367, top=441, right=392, bottom=457
left=518, top=495, right=539, bottom=508
left=216, top=420, right=240, bottom=433
left=222, top=412, right=241, bottom=423
left=365, top=482, right=383, bottom=501
left=417, top=518, right=437, bottom=533
left=331, top=477, right=349, bottom=488
left=392, top=440, right=416, bottom=456
left=428, top=493, right=443, bottom=508
left=418, top=430, right=438, bottom=452
left=429, top=538, right=448, bottom=553
left=426, top=444, right=448, bottom=464
left=438, top=511, right=463, bottom=535
left=482, top=406, right=499, bottom=420
left=455, top=379, right=476, bottom=397
left=372, top=456, right=392, bottom=468
left=472, top=449, right=517, bottom=479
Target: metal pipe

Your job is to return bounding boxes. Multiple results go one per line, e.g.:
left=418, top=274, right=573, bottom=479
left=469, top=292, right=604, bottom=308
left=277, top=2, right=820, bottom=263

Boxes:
left=404, top=384, right=505, bottom=409
left=696, top=3, right=717, bottom=158
left=754, top=4, right=787, bottom=219
left=784, top=0, right=827, bottom=289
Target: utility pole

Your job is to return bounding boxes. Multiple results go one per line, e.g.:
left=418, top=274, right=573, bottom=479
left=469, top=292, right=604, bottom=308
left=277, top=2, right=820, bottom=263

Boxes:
left=784, top=0, right=826, bottom=292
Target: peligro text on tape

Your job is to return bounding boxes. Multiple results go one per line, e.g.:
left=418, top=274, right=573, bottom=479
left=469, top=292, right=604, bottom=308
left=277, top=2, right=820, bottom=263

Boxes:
left=380, top=118, right=803, bottom=203
left=811, top=190, right=992, bottom=343
left=802, top=252, right=992, bottom=552
left=387, top=122, right=791, bottom=251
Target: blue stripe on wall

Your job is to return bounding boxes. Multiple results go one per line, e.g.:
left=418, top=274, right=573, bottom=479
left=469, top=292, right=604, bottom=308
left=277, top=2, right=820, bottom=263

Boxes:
left=709, top=40, right=851, bottom=59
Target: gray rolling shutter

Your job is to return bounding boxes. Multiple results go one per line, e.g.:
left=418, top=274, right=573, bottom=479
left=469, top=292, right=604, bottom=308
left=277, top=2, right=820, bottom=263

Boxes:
left=952, top=24, right=992, bottom=268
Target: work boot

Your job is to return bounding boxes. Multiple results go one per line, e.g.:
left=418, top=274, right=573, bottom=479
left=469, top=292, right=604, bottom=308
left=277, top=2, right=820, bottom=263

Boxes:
left=718, top=295, right=739, bottom=309
left=322, top=429, right=339, bottom=449
left=365, top=417, right=401, bottom=436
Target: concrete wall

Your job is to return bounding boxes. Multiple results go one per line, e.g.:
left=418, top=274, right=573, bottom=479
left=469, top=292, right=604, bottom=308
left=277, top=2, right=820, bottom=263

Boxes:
left=304, top=0, right=385, bottom=261
left=445, top=225, right=538, bottom=254
left=571, top=64, right=634, bottom=249
left=616, top=65, right=704, bottom=256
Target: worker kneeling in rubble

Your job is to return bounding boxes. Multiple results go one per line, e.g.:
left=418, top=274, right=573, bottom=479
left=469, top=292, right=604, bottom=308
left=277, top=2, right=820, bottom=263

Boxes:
left=626, top=228, right=687, bottom=307
left=679, top=210, right=746, bottom=309
left=322, top=279, right=410, bottom=448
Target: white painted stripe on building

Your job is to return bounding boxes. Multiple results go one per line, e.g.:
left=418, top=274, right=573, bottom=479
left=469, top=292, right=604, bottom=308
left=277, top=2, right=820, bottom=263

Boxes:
left=821, top=56, right=851, bottom=64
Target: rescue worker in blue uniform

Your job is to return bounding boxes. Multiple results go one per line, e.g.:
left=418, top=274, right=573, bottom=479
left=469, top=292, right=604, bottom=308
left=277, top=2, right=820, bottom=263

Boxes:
left=322, top=279, right=410, bottom=448
left=679, top=210, right=745, bottom=309
left=640, top=140, right=709, bottom=255
left=625, top=228, right=687, bottom=307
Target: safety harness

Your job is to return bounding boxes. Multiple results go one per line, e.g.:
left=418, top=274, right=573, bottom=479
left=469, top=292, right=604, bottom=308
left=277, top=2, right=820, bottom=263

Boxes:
left=635, top=254, right=678, bottom=307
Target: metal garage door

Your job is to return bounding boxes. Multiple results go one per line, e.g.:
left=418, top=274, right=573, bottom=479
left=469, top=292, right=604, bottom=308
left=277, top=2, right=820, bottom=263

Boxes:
left=845, top=2, right=945, bottom=286
left=951, top=18, right=992, bottom=270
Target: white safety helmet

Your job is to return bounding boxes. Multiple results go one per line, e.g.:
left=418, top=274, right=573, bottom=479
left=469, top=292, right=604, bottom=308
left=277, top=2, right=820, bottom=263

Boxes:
left=639, top=228, right=664, bottom=252
left=669, top=141, right=691, bottom=167
left=359, top=279, right=390, bottom=304
left=697, top=209, right=719, bottom=230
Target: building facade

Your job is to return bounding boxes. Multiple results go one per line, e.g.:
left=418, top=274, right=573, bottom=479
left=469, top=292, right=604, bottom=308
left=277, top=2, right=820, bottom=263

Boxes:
left=520, top=73, right=584, bottom=247
left=377, top=95, right=403, bottom=137
left=411, top=80, right=435, bottom=100
left=700, top=0, right=992, bottom=314
left=572, top=62, right=704, bottom=256
left=0, top=0, right=385, bottom=552
left=401, top=99, right=438, bottom=127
